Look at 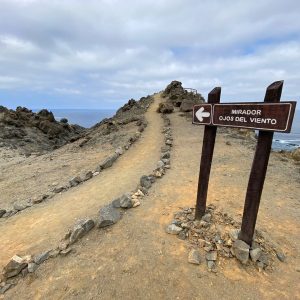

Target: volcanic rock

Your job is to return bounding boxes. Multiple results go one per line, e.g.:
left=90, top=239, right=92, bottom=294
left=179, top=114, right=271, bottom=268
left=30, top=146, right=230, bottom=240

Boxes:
left=233, top=240, right=250, bottom=264
left=3, top=255, right=28, bottom=279
left=100, top=153, right=119, bottom=169
left=0, top=209, right=6, bottom=218
left=98, top=204, right=121, bottom=228
left=166, top=224, right=183, bottom=235
left=188, top=249, right=201, bottom=265
left=140, top=175, right=152, bottom=189
left=69, top=218, right=95, bottom=244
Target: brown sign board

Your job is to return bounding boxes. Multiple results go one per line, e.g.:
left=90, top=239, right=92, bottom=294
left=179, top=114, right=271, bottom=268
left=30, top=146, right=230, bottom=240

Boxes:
left=193, top=101, right=296, bottom=133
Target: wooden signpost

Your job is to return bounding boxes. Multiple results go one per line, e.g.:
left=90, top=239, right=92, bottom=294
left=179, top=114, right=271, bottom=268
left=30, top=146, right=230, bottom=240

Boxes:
left=193, top=81, right=297, bottom=245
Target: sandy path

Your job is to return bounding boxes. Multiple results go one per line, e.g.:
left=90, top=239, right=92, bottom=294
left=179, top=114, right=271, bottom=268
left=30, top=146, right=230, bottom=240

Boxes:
left=0, top=95, right=163, bottom=268
left=5, top=110, right=299, bottom=300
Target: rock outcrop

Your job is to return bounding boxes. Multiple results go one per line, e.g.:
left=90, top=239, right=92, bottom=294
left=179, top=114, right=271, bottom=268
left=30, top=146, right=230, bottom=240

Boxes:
left=0, top=106, right=84, bottom=154
left=0, top=95, right=153, bottom=156
left=161, top=80, right=205, bottom=112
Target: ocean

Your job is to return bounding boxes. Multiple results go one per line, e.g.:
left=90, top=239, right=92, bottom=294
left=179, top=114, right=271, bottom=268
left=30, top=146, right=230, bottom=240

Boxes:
left=46, top=109, right=116, bottom=128
left=36, top=108, right=299, bottom=151
left=272, top=109, right=300, bottom=151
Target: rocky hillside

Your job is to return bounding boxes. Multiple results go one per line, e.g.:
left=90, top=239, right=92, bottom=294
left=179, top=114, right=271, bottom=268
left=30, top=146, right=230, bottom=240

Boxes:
left=73, top=96, right=152, bottom=149
left=0, top=96, right=152, bottom=156
left=0, top=106, right=85, bottom=155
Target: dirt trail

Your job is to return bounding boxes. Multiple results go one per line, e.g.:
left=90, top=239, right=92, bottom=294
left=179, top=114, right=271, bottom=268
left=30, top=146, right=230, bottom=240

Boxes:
left=4, top=110, right=300, bottom=300
left=0, top=95, right=163, bottom=268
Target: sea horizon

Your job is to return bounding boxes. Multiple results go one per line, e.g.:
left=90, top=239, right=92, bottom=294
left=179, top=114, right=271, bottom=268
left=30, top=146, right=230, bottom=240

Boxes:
left=33, top=108, right=117, bottom=128
left=31, top=107, right=300, bottom=151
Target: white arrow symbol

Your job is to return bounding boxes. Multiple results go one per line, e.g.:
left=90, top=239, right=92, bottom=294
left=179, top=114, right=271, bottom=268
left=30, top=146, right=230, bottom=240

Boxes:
left=196, top=107, right=210, bottom=122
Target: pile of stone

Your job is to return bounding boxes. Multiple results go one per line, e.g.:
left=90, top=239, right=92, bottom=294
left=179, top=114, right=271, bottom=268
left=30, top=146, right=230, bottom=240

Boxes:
left=166, top=205, right=285, bottom=272
left=0, top=218, right=95, bottom=294
left=160, top=80, right=205, bottom=112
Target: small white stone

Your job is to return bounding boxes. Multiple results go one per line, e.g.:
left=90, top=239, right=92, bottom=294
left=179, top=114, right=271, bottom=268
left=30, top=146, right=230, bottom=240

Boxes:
left=133, top=201, right=141, bottom=208
left=137, top=190, right=144, bottom=196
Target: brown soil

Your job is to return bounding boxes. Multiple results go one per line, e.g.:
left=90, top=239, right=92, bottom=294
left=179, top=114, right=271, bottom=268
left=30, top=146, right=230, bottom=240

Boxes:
left=0, top=121, right=137, bottom=209
left=2, top=95, right=300, bottom=299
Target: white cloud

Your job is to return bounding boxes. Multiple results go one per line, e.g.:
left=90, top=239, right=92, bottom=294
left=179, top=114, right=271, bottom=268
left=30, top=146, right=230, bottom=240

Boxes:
left=0, top=0, right=299, bottom=108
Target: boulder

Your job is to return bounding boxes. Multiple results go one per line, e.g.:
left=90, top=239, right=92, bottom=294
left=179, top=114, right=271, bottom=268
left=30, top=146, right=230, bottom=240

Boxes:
left=161, top=152, right=170, bottom=159
left=0, top=209, right=6, bottom=218
left=34, top=250, right=50, bottom=265
left=140, top=175, right=152, bottom=189
left=188, top=249, right=201, bottom=265
left=84, top=171, right=93, bottom=181
left=0, top=283, right=12, bottom=294
left=100, top=153, right=119, bottom=169
left=115, top=147, right=124, bottom=155
left=13, top=201, right=30, bottom=211
left=27, top=262, right=38, bottom=273
left=250, top=248, right=262, bottom=262
left=69, top=176, right=82, bottom=187
left=276, top=251, right=286, bottom=262
left=53, top=186, right=64, bottom=193
left=119, top=194, right=133, bottom=209
left=206, top=251, right=217, bottom=261
left=98, top=204, right=121, bottom=228
left=60, top=118, right=68, bottom=124
left=3, top=255, right=28, bottom=278
left=166, top=224, right=183, bottom=235
left=157, top=160, right=165, bottom=169
left=161, top=145, right=171, bottom=152
left=201, top=213, right=212, bottom=223
left=233, top=239, right=250, bottom=264
left=69, top=219, right=95, bottom=244
left=157, top=102, right=174, bottom=114
left=229, top=229, right=239, bottom=241
left=111, top=194, right=132, bottom=209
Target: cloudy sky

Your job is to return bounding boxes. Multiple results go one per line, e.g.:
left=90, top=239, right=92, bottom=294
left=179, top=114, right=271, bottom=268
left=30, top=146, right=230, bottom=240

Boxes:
left=0, top=0, right=299, bottom=109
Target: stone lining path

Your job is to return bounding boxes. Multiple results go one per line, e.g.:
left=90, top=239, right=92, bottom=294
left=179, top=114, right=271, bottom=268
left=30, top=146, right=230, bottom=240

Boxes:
left=0, top=94, right=163, bottom=268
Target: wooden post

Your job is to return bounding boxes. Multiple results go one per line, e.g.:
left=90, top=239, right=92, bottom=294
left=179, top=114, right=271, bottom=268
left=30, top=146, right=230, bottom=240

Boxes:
left=195, top=87, right=221, bottom=219
left=238, top=81, right=283, bottom=245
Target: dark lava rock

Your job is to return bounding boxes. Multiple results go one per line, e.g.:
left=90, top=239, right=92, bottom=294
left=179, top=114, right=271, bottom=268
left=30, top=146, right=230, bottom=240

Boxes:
left=3, top=255, right=28, bottom=279
left=0, top=209, right=6, bottom=218
left=0, top=106, right=85, bottom=154
left=60, top=118, right=68, bottom=124
left=69, top=218, right=95, bottom=244
left=112, top=194, right=133, bottom=209
left=34, top=251, right=50, bottom=265
left=100, top=153, right=119, bottom=169
left=233, top=240, right=250, bottom=264
left=69, top=176, right=82, bottom=187
left=140, top=175, right=152, bottom=189
left=157, top=102, right=174, bottom=114
left=98, top=204, right=121, bottom=228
